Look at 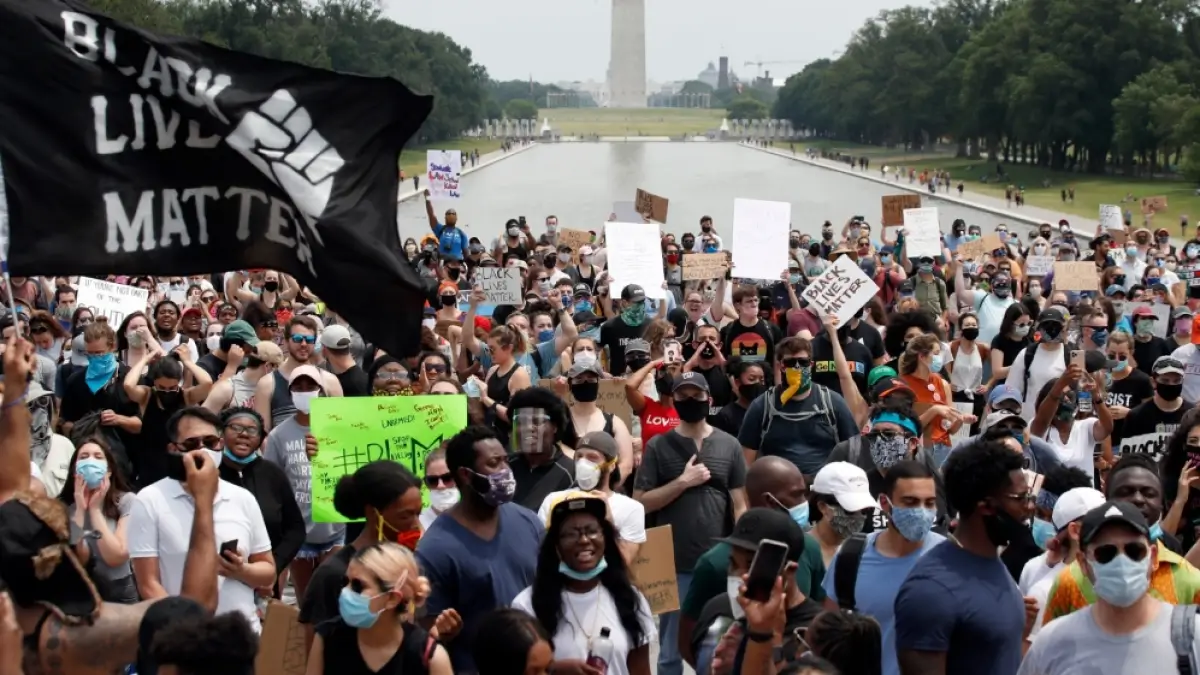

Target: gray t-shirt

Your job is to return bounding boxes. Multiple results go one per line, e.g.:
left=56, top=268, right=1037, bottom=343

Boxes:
left=263, top=417, right=345, bottom=545
left=1019, top=601, right=1199, bottom=675
left=84, top=492, right=136, bottom=580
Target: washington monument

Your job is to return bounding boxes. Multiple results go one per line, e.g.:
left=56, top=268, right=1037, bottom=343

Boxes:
left=607, top=0, right=647, bottom=107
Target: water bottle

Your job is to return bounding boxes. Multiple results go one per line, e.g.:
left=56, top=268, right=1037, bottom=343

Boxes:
left=587, top=627, right=615, bottom=675
left=1078, top=376, right=1093, bottom=415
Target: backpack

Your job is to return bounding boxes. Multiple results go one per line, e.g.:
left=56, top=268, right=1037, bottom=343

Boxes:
left=1172, top=604, right=1198, bottom=675
left=833, top=534, right=868, bottom=611
left=1021, top=344, right=1072, bottom=399
left=760, top=383, right=839, bottom=445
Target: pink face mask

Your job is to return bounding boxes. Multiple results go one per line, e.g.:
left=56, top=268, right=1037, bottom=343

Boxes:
left=1177, top=319, right=1193, bottom=336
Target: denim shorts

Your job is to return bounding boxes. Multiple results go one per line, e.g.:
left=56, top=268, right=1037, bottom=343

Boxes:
left=295, top=535, right=345, bottom=560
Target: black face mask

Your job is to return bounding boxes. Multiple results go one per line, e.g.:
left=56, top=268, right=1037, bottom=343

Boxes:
left=701, top=225, right=712, bottom=233
left=961, top=327, right=980, bottom=341
left=447, top=267, right=462, bottom=281
left=1158, top=382, right=1184, bottom=402
left=699, top=343, right=717, bottom=360
left=790, top=239, right=801, bottom=249
left=627, top=357, right=650, bottom=372
left=263, top=281, right=279, bottom=293
left=655, top=372, right=673, bottom=396
left=740, top=382, right=766, bottom=403
left=570, top=381, right=600, bottom=403
left=156, top=390, right=184, bottom=409
left=682, top=239, right=695, bottom=250
left=822, top=231, right=833, bottom=241
left=440, top=295, right=457, bottom=307
left=675, top=397, right=710, bottom=423
left=982, top=503, right=1029, bottom=547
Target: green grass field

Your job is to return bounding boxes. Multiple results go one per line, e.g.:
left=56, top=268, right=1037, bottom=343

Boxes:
left=398, top=138, right=506, bottom=182
left=538, top=107, right=724, bottom=136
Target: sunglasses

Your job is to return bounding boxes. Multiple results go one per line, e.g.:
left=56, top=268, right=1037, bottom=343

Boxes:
left=202, top=295, right=217, bottom=302
left=261, top=320, right=279, bottom=329
left=177, top=435, right=222, bottom=451
left=424, top=364, right=447, bottom=374
left=290, top=334, right=317, bottom=344
left=29, top=324, right=50, bottom=334
left=376, top=371, right=410, bottom=381
left=1092, top=541, right=1149, bottom=564
left=536, top=277, right=550, bottom=282
left=781, top=357, right=811, bottom=369
left=424, top=473, right=454, bottom=489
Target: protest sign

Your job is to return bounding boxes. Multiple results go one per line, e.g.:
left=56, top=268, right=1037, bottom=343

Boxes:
left=635, top=188, right=669, bottom=223
left=1052, top=262, right=1096, bottom=291
left=1142, top=196, right=1169, bottom=214
left=426, top=150, right=462, bottom=200
left=902, top=207, right=941, bottom=258
left=557, top=228, right=593, bottom=264
left=474, top=266, right=522, bottom=305
left=731, top=198, right=790, bottom=280
left=76, top=276, right=149, bottom=326
left=957, top=233, right=1004, bottom=261
left=1122, top=302, right=1171, bottom=339
left=605, top=222, right=667, bottom=299
left=801, top=255, right=879, bottom=325
left=1024, top=255, right=1054, bottom=277
left=539, top=378, right=632, bottom=428
left=1099, top=204, right=1123, bottom=230
left=255, top=602, right=306, bottom=675
left=949, top=402, right=976, bottom=446
left=881, top=194, right=922, bottom=226
left=682, top=253, right=729, bottom=281
left=1118, top=428, right=1178, bottom=462
left=631, top=526, right=679, bottom=614
left=309, top=396, right=468, bottom=521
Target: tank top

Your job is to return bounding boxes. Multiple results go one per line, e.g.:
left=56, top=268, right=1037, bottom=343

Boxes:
left=949, top=341, right=984, bottom=394
left=322, top=620, right=434, bottom=675
left=487, top=362, right=519, bottom=440
left=270, top=369, right=297, bottom=427
left=230, top=372, right=257, bottom=409
left=137, top=395, right=185, bottom=487
left=901, top=372, right=952, bottom=446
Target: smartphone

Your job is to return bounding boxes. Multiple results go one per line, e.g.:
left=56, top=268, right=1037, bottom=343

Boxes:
left=220, top=539, right=239, bottom=557
left=164, top=453, right=198, bottom=482
left=664, top=340, right=683, bottom=364
left=745, top=539, right=789, bottom=603
left=1071, top=350, right=1085, bottom=371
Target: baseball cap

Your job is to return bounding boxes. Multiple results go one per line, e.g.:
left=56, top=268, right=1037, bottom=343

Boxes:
left=787, top=258, right=800, bottom=270
left=573, top=283, right=592, bottom=297
left=181, top=305, right=203, bottom=318
left=578, top=431, right=618, bottom=461
left=621, top=284, right=646, bottom=303
left=289, top=365, right=325, bottom=388
left=69, top=333, right=89, bottom=367
left=1131, top=305, right=1156, bottom=319
left=572, top=310, right=600, bottom=328
left=672, top=371, right=710, bottom=394
left=1037, top=307, right=1066, bottom=325
left=717, top=508, right=805, bottom=562
left=1051, top=487, right=1106, bottom=530
left=1104, top=285, right=1126, bottom=297
left=320, top=324, right=352, bottom=350
left=222, top=319, right=260, bottom=347
left=811, top=462, right=875, bottom=513
left=984, top=410, right=1028, bottom=430
left=867, top=365, right=898, bottom=388
left=1152, top=356, right=1185, bottom=377
left=251, top=341, right=285, bottom=366
left=1080, top=501, right=1150, bottom=546
left=988, top=384, right=1023, bottom=407
left=579, top=245, right=594, bottom=257
left=625, top=338, right=650, bottom=356
left=1173, top=306, right=1194, bottom=320
left=869, top=377, right=913, bottom=404
left=567, top=359, right=604, bottom=378
left=547, top=494, right=608, bottom=530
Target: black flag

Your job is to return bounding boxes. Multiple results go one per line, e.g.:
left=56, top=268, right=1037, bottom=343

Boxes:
left=0, top=0, right=436, bottom=357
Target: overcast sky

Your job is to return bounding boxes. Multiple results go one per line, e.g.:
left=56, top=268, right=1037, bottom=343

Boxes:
left=382, top=0, right=931, bottom=83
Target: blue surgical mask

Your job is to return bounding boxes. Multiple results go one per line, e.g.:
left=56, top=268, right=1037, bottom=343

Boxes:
left=1090, top=329, right=1108, bottom=347
left=929, top=353, right=944, bottom=374
left=1150, top=521, right=1163, bottom=542
left=558, top=557, right=608, bottom=581
left=880, top=255, right=891, bottom=265
left=575, top=300, right=593, bottom=313
left=1090, top=552, right=1151, bottom=607
left=338, top=587, right=383, bottom=628
left=890, top=506, right=936, bottom=542
left=223, top=449, right=258, bottom=465
left=788, top=502, right=810, bottom=530
left=789, top=273, right=801, bottom=285
left=537, top=329, right=554, bottom=343
left=75, top=458, right=107, bottom=489
left=704, top=245, right=718, bottom=253
left=1114, top=359, right=1129, bottom=372
left=1031, top=518, right=1057, bottom=550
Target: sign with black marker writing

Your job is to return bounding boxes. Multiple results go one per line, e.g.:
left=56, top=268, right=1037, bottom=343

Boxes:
left=475, top=266, right=522, bottom=305
left=801, top=255, right=879, bottom=324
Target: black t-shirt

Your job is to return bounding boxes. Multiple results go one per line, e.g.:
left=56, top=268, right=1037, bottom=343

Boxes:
left=1106, top=369, right=1153, bottom=445
left=712, top=400, right=748, bottom=437
left=810, top=334, right=872, bottom=400
left=1133, top=336, right=1174, bottom=377
left=692, top=364, right=733, bottom=418
left=335, top=364, right=370, bottom=398
left=989, top=333, right=1030, bottom=383
left=599, top=316, right=647, bottom=375
left=299, top=544, right=358, bottom=625
left=1117, top=399, right=1186, bottom=461
left=509, top=450, right=575, bottom=513
left=850, top=320, right=885, bottom=362
left=720, top=319, right=777, bottom=366
left=60, top=365, right=141, bottom=481
left=196, top=352, right=229, bottom=381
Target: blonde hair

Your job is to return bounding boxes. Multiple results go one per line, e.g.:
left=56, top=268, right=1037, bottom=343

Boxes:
left=642, top=319, right=673, bottom=353
left=354, top=542, right=431, bottom=611
left=899, top=333, right=941, bottom=375
left=490, top=324, right=528, bottom=355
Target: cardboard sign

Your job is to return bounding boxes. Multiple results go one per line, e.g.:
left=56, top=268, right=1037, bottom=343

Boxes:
left=1107, top=228, right=1128, bottom=246
left=630, top=525, right=680, bottom=614
left=75, top=276, right=149, bottom=326
left=538, top=378, right=632, bottom=429
left=957, top=233, right=1003, bottom=261
left=254, top=602, right=307, bottom=675
left=903, top=207, right=941, bottom=258
left=558, top=228, right=593, bottom=264
left=1099, top=204, right=1123, bottom=230
left=881, top=194, right=922, bottom=226
left=1052, top=262, right=1097, bottom=291
left=682, top=253, right=729, bottom=281
left=801, top=255, right=879, bottom=325
left=1142, top=196, right=1169, bottom=214
left=635, top=188, right=669, bottom=223
left=731, top=198, right=791, bottom=281
left=1024, top=255, right=1054, bottom=277
left=426, top=149, right=462, bottom=200
left=475, top=266, right=522, bottom=305
left=309, top=396, right=468, bottom=520
left=1118, top=427, right=1179, bottom=462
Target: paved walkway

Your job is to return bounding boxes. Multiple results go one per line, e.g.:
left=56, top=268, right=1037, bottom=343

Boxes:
left=397, top=142, right=537, bottom=203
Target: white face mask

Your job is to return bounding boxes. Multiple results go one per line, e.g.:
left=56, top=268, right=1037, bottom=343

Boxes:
left=575, top=458, right=602, bottom=491
left=422, top=318, right=437, bottom=330
left=204, top=449, right=223, bottom=467
left=429, top=488, right=460, bottom=513
left=206, top=335, right=222, bottom=352
left=726, top=575, right=745, bottom=620
left=574, top=352, right=597, bottom=368
left=292, top=390, right=320, bottom=414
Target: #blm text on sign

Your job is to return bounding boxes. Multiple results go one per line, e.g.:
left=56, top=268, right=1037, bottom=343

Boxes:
left=881, top=194, right=922, bottom=227
left=1052, top=262, right=1097, bottom=291
left=634, top=188, right=669, bottom=223
left=801, top=255, right=879, bottom=325
left=630, top=525, right=680, bottom=614
left=557, top=228, right=592, bottom=264
left=76, top=276, right=149, bottom=325
left=682, top=252, right=728, bottom=281
left=474, top=266, right=523, bottom=305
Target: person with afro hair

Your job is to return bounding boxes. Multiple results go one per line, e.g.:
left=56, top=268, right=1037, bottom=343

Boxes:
left=882, top=309, right=939, bottom=373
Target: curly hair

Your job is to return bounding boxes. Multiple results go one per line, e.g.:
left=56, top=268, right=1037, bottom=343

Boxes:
left=149, top=612, right=256, bottom=675
left=1160, top=412, right=1200, bottom=505
left=943, top=439, right=1025, bottom=517
left=883, top=309, right=938, bottom=359
left=1041, top=465, right=1093, bottom=499
left=808, top=609, right=882, bottom=675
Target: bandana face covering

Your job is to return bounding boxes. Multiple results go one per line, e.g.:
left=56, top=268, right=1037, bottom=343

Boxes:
left=868, top=433, right=910, bottom=471
left=780, top=365, right=812, bottom=404
left=621, top=303, right=646, bottom=326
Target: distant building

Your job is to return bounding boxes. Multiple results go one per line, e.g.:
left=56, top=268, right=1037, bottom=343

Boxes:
left=718, top=56, right=729, bottom=90
left=698, top=62, right=719, bottom=89
left=608, top=0, right=647, bottom=107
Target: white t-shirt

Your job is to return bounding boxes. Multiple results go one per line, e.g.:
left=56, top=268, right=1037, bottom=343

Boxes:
left=511, top=585, right=656, bottom=675
left=970, top=291, right=1015, bottom=345
left=1041, top=418, right=1100, bottom=485
left=1007, top=344, right=1067, bottom=421
left=128, top=479, right=272, bottom=631
left=537, top=491, right=647, bottom=545
left=1172, top=343, right=1200, bottom=404
left=159, top=334, right=199, bottom=362
left=1018, top=552, right=1060, bottom=595
left=1026, top=566, right=1061, bottom=638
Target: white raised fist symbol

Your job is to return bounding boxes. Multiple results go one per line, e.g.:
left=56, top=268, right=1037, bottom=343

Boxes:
left=226, top=90, right=343, bottom=237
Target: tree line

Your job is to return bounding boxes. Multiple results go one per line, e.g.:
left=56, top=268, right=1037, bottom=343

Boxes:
left=772, top=0, right=1200, bottom=176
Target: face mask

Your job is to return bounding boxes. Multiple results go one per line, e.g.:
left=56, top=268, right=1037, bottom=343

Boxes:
left=727, top=575, right=746, bottom=620
left=576, top=300, right=594, bottom=314
left=1135, top=319, right=1156, bottom=336
left=869, top=433, right=910, bottom=471
left=1029, top=285, right=1042, bottom=297
left=654, top=371, right=673, bottom=396
left=557, top=253, right=571, bottom=264
left=1111, top=300, right=1126, bottom=315
left=1188, top=246, right=1199, bottom=259
left=929, top=353, right=944, bottom=374
left=575, top=458, right=603, bottom=491
left=223, top=448, right=257, bottom=465
left=789, top=273, right=802, bottom=285
left=880, top=254, right=891, bottom=266
left=85, top=352, right=118, bottom=393
left=440, top=295, right=457, bottom=308
left=918, top=263, right=933, bottom=274
left=559, top=557, right=608, bottom=581
left=1031, top=518, right=1057, bottom=550
left=621, top=303, right=646, bottom=325
left=470, top=467, right=516, bottom=506
left=703, top=244, right=718, bottom=254
left=1178, top=319, right=1193, bottom=336
left=1090, top=553, right=1151, bottom=608
left=1158, top=382, right=1184, bottom=401
left=1150, top=521, right=1164, bottom=542
left=405, top=244, right=417, bottom=255
left=291, top=390, right=320, bottom=414
left=787, top=501, right=810, bottom=529
left=1013, top=325, right=1031, bottom=338
left=75, top=458, right=107, bottom=489
left=675, top=398, right=710, bottom=424
left=429, top=487, right=460, bottom=513
left=1125, top=246, right=1138, bottom=258
left=992, top=283, right=1011, bottom=298
left=1113, top=358, right=1129, bottom=372
left=739, top=382, right=766, bottom=404
left=205, top=335, right=222, bottom=352
left=55, top=304, right=75, bottom=319
left=890, top=504, right=936, bottom=542
left=537, top=329, right=554, bottom=343
left=338, top=587, right=384, bottom=628
left=1033, top=244, right=1047, bottom=254
left=422, top=318, right=436, bottom=331
left=982, top=506, right=1028, bottom=547
left=828, top=504, right=867, bottom=540
left=1039, top=323, right=1063, bottom=342
left=665, top=254, right=679, bottom=265
left=1156, top=258, right=1166, bottom=267
left=264, top=281, right=279, bottom=293
left=1055, top=403, right=1077, bottom=421
left=1090, top=328, right=1108, bottom=347
left=961, top=327, right=979, bottom=342
left=569, top=378, right=601, bottom=402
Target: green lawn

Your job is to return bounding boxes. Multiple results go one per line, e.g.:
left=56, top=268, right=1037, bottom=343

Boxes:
left=398, top=138, right=507, bottom=181
left=538, top=107, right=724, bottom=136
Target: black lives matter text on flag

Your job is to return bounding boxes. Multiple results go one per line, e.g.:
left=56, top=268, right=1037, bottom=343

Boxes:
left=0, top=0, right=436, bottom=357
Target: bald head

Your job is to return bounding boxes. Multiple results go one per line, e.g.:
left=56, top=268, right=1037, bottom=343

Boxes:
left=745, top=456, right=807, bottom=509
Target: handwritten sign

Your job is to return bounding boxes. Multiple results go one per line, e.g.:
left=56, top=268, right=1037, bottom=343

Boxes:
left=949, top=402, right=976, bottom=446
left=255, top=602, right=306, bottom=675
left=426, top=149, right=462, bottom=200
left=558, top=228, right=593, bottom=264
left=1052, top=262, right=1097, bottom=291
left=634, top=188, right=669, bottom=223
left=1099, top=204, right=1123, bottom=230
left=1118, top=427, right=1179, bottom=462
left=539, top=378, right=632, bottom=429
left=682, top=253, right=728, bottom=281
left=475, top=266, right=522, bottom=305
left=76, top=276, right=149, bottom=326
left=801, top=255, right=879, bottom=325
left=957, top=233, right=1004, bottom=261
left=605, top=222, right=667, bottom=300
left=881, top=194, right=922, bottom=226
left=1142, top=196, right=1169, bottom=214
left=1024, top=255, right=1054, bottom=277
left=903, top=207, right=941, bottom=258
left=732, top=198, right=790, bottom=280
left=309, top=396, right=468, bottom=521
left=631, top=526, right=680, bottom=614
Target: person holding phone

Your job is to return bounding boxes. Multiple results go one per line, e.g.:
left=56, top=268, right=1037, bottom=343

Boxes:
left=1029, top=360, right=1113, bottom=485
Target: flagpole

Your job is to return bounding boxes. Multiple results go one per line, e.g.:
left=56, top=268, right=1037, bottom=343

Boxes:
left=0, top=151, right=21, bottom=335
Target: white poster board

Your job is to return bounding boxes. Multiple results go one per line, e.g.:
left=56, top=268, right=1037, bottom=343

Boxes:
left=604, top=222, right=667, bottom=299
left=903, top=207, right=941, bottom=258
left=801, top=255, right=879, bottom=325
left=474, top=266, right=522, bottom=305
left=612, top=201, right=643, bottom=224
left=426, top=150, right=462, bottom=200
left=1122, top=302, right=1171, bottom=338
left=949, top=401, right=977, bottom=445
left=1099, top=204, right=1123, bottom=231
left=1024, top=255, right=1054, bottom=277
left=731, top=198, right=790, bottom=280
left=76, top=276, right=149, bottom=326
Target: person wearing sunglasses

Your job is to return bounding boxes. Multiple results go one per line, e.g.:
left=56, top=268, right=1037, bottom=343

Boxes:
left=253, top=315, right=342, bottom=430
left=1021, top=501, right=1195, bottom=674
left=418, top=447, right=458, bottom=531
left=415, top=351, right=451, bottom=395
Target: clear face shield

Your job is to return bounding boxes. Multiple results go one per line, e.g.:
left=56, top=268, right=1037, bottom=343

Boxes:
left=512, top=408, right=552, bottom=454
